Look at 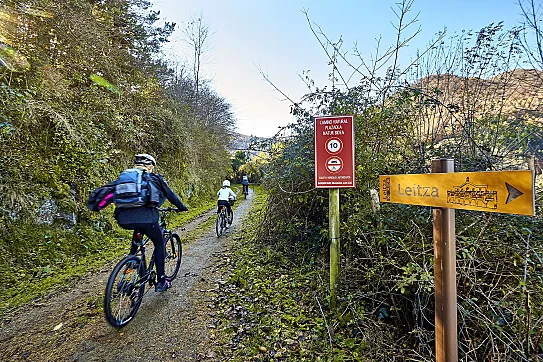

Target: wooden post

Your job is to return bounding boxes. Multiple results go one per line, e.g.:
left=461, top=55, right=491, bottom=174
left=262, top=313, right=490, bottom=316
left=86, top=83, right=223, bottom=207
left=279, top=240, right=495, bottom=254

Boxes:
left=431, top=159, right=457, bottom=362
left=528, top=155, right=535, bottom=172
left=329, top=188, right=340, bottom=311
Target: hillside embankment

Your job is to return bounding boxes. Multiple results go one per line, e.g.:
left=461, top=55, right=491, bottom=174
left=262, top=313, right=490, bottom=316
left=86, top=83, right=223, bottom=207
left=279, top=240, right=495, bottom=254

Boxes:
left=0, top=191, right=255, bottom=362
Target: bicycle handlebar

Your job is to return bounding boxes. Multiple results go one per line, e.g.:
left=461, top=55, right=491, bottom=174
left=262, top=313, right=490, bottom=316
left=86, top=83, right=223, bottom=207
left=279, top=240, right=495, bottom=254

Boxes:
left=157, top=207, right=185, bottom=213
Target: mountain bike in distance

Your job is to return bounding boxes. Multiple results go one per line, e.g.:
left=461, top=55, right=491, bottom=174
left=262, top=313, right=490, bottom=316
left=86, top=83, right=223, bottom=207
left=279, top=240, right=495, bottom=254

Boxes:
left=104, top=207, right=183, bottom=328
left=216, top=199, right=234, bottom=237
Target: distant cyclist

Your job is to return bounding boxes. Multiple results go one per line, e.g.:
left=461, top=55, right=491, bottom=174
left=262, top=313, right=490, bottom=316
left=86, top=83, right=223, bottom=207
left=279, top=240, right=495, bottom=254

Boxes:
left=241, top=173, right=249, bottom=196
left=217, top=180, right=236, bottom=224
left=115, top=154, right=188, bottom=292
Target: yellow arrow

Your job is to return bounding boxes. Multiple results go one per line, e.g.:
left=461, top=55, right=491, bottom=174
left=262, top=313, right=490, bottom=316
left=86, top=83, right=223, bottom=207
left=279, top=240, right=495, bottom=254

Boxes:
left=505, top=182, right=523, bottom=204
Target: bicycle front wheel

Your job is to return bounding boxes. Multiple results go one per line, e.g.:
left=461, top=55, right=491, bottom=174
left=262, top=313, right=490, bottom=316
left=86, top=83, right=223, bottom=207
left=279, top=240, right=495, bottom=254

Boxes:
left=164, top=233, right=182, bottom=280
left=104, top=255, right=145, bottom=328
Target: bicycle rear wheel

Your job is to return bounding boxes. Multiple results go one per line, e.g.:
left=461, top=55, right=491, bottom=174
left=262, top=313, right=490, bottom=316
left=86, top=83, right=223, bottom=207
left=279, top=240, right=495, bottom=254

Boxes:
left=104, top=255, right=145, bottom=328
left=164, top=233, right=182, bottom=280
left=216, top=213, right=222, bottom=237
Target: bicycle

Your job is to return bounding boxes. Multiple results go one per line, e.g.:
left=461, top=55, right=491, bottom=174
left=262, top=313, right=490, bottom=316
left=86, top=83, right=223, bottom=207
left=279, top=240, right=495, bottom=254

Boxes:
left=242, top=184, right=248, bottom=199
left=215, top=199, right=234, bottom=237
left=104, top=207, right=183, bottom=328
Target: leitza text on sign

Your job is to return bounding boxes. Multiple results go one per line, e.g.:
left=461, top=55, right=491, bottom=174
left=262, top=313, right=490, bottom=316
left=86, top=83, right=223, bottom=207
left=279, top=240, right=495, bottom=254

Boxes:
left=314, top=115, right=355, bottom=188
left=398, top=184, right=439, bottom=197
left=380, top=170, right=535, bottom=216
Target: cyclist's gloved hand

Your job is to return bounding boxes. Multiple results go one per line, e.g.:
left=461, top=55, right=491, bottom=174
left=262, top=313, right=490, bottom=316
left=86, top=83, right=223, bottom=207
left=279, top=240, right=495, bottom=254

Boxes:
left=177, top=205, right=188, bottom=212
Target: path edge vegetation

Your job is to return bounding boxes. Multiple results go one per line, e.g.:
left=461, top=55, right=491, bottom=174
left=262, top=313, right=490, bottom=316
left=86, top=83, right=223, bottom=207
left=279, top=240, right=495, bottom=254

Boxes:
left=0, top=184, right=247, bottom=315
left=0, top=0, right=236, bottom=315
left=211, top=185, right=401, bottom=361
left=0, top=199, right=216, bottom=315
left=247, top=2, right=543, bottom=360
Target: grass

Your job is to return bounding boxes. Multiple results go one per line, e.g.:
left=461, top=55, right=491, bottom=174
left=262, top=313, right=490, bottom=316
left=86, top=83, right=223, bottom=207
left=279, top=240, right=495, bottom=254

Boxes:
left=210, top=185, right=401, bottom=361
left=0, top=185, right=250, bottom=315
left=0, top=197, right=217, bottom=315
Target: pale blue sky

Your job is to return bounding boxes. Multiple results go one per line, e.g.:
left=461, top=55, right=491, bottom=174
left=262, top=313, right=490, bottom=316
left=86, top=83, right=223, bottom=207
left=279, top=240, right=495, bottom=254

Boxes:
left=152, top=0, right=526, bottom=137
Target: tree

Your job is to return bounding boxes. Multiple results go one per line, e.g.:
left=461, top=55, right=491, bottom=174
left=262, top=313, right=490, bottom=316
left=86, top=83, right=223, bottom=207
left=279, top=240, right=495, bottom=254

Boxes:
left=239, top=151, right=267, bottom=183
left=519, top=0, right=543, bottom=72
left=0, top=0, right=237, bottom=307
left=183, top=15, right=212, bottom=100
left=231, top=150, right=249, bottom=181
left=257, top=1, right=543, bottom=360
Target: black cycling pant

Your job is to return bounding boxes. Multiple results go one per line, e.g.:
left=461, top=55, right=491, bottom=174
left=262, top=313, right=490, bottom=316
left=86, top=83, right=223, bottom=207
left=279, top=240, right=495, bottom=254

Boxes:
left=121, top=222, right=166, bottom=282
left=217, top=200, right=232, bottom=218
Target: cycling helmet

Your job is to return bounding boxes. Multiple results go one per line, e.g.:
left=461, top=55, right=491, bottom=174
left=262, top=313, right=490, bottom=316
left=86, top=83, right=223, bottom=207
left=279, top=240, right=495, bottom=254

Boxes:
left=135, top=153, right=156, bottom=166
left=222, top=180, right=230, bottom=187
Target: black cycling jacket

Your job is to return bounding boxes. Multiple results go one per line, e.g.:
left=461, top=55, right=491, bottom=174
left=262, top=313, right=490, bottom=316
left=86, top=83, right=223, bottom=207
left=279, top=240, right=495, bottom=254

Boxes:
left=114, top=172, right=187, bottom=225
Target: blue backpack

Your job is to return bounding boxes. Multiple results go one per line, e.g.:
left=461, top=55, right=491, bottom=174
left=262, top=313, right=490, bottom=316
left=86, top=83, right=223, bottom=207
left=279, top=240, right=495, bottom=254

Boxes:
left=114, top=168, right=160, bottom=209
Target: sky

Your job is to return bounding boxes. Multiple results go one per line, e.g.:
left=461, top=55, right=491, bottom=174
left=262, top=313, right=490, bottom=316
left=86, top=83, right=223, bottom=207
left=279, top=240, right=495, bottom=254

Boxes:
left=151, top=0, right=528, bottom=138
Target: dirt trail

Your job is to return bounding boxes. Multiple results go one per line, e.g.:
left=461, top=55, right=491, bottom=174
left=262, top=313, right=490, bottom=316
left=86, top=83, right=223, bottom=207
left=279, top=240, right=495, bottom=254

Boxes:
left=0, top=191, right=254, bottom=362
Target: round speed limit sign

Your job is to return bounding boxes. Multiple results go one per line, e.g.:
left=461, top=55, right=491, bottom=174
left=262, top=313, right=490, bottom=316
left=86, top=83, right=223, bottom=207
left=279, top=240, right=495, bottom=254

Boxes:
left=326, top=138, right=343, bottom=154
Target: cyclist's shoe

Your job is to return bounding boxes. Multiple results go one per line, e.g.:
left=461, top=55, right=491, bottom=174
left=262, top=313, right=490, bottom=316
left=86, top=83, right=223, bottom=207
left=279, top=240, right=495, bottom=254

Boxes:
left=155, top=279, right=171, bottom=292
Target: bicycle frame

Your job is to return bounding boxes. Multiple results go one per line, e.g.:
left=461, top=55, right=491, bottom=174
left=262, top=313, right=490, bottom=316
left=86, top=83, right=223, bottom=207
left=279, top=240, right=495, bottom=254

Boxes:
left=131, top=233, right=156, bottom=288
left=130, top=208, right=174, bottom=287
left=159, top=208, right=172, bottom=238
left=220, top=206, right=227, bottom=223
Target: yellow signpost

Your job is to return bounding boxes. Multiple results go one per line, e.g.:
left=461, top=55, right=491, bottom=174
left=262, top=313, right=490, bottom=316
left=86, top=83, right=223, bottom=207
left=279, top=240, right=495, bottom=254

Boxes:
left=380, top=170, right=535, bottom=216
left=379, top=163, right=536, bottom=362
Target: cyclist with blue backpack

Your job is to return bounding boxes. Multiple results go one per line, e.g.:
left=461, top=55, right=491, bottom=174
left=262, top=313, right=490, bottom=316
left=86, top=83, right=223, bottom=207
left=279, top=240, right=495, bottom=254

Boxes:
left=241, top=173, right=249, bottom=197
left=114, top=154, right=188, bottom=292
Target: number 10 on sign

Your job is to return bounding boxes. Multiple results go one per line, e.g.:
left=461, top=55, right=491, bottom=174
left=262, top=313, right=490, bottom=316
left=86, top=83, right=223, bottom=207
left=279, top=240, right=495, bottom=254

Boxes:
left=327, top=138, right=343, bottom=154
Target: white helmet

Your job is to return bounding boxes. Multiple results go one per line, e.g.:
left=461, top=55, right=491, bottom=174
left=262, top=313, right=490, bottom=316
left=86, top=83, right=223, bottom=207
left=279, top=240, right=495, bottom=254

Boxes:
left=135, top=153, right=156, bottom=166
left=222, top=180, right=230, bottom=187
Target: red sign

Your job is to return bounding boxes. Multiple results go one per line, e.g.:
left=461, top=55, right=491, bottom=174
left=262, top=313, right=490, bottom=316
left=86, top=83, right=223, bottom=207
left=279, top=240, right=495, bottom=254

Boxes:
left=314, top=115, right=355, bottom=188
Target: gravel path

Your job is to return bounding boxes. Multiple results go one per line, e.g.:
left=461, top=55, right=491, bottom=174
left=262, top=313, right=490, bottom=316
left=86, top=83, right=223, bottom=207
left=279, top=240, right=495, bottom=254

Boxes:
left=0, top=192, right=254, bottom=362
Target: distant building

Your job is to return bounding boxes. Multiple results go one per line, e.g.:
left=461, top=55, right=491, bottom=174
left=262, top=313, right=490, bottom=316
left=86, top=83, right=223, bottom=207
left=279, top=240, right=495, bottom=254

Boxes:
left=447, top=177, right=497, bottom=209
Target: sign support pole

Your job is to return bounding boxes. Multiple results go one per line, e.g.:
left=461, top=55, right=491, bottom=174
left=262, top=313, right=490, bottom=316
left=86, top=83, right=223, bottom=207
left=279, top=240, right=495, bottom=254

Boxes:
left=314, top=115, right=355, bottom=310
left=431, top=159, right=457, bottom=362
left=329, top=188, right=340, bottom=311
